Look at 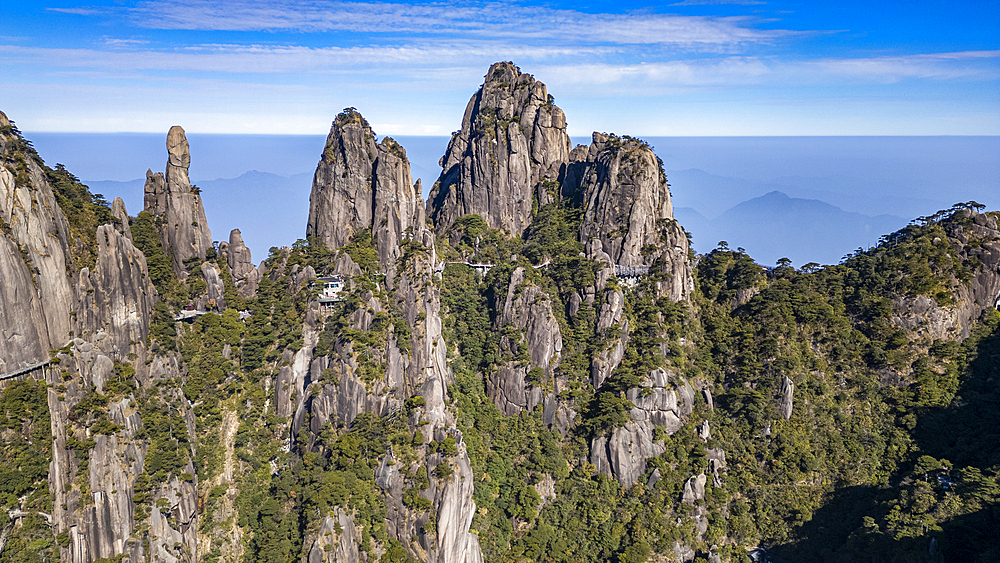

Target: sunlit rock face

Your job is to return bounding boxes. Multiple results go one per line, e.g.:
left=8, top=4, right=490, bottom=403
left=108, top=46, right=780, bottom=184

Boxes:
left=428, top=61, right=572, bottom=236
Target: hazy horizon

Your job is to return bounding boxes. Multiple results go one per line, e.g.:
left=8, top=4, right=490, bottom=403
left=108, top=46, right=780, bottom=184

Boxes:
left=22, top=132, right=1000, bottom=268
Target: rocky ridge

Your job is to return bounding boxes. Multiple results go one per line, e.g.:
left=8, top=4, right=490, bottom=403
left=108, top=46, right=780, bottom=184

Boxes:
left=1, top=115, right=197, bottom=563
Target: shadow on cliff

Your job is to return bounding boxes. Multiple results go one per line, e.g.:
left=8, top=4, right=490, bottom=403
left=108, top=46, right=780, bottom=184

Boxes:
left=913, top=316, right=1000, bottom=471
left=771, top=314, right=1000, bottom=563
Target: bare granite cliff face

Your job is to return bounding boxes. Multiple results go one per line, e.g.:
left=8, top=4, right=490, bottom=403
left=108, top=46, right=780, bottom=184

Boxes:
left=0, top=120, right=75, bottom=361
left=74, top=214, right=158, bottom=360
left=0, top=232, right=49, bottom=371
left=306, top=109, right=421, bottom=277
left=143, top=125, right=213, bottom=279
left=428, top=61, right=572, bottom=235
left=572, top=132, right=694, bottom=300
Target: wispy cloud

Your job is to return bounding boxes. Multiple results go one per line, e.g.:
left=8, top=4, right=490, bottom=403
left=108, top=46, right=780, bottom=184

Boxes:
left=670, top=1, right=765, bottom=6
left=810, top=51, right=1000, bottom=82
left=535, top=51, right=1000, bottom=94
left=45, top=7, right=103, bottom=15
left=0, top=41, right=611, bottom=74
left=55, top=0, right=793, bottom=47
left=102, top=37, right=151, bottom=49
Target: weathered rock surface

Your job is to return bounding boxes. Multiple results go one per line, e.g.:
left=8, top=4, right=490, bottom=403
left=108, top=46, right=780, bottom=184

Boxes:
left=682, top=474, right=707, bottom=505
left=591, top=288, right=629, bottom=390
left=303, top=190, right=483, bottom=562
left=220, top=228, right=260, bottom=298
left=706, top=448, right=727, bottom=488
left=591, top=421, right=664, bottom=489
left=111, top=197, right=133, bottom=241
left=592, top=368, right=691, bottom=487
left=0, top=126, right=75, bottom=353
left=143, top=125, right=213, bottom=279
left=200, top=262, right=225, bottom=311
left=306, top=110, right=421, bottom=277
left=428, top=62, right=571, bottom=235
left=891, top=211, right=1000, bottom=341
left=778, top=375, right=794, bottom=420
left=488, top=267, right=563, bottom=415
left=571, top=132, right=694, bottom=301
left=308, top=508, right=359, bottom=563
left=74, top=224, right=157, bottom=359
left=0, top=232, right=50, bottom=372
left=627, top=368, right=684, bottom=434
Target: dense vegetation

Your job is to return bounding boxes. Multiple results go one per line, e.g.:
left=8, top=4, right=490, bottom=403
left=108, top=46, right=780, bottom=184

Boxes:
left=0, top=380, right=56, bottom=563
left=433, top=202, right=1000, bottom=562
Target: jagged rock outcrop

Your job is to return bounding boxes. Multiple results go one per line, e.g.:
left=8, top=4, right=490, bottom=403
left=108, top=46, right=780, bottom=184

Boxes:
left=143, top=125, right=213, bottom=279
left=591, top=422, right=663, bottom=489
left=304, top=177, right=483, bottom=562
left=219, top=228, right=260, bottom=298
left=428, top=62, right=572, bottom=235
left=697, top=420, right=711, bottom=441
left=569, top=132, right=693, bottom=300
left=74, top=223, right=157, bottom=359
left=706, top=448, right=727, bottom=488
left=47, top=337, right=196, bottom=563
left=488, top=267, right=563, bottom=415
left=682, top=474, right=707, bottom=505
left=200, top=262, right=225, bottom=311
left=591, top=287, right=629, bottom=390
left=307, top=508, right=359, bottom=563
left=891, top=210, right=1000, bottom=341
left=627, top=368, right=684, bottom=434
left=592, top=368, right=692, bottom=487
left=306, top=109, right=421, bottom=277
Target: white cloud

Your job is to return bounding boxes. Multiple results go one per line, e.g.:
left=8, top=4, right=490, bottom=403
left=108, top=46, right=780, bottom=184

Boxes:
left=58, top=0, right=792, bottom=47
left=809, top=51, right=1000, bottom=82
left=102, top=37, right=151, bottom=48
left=535, top=51, right=1000, bottom=95
left=45, top=7, right=102, bottom=15
left=0, top=42, right=612, bottom=74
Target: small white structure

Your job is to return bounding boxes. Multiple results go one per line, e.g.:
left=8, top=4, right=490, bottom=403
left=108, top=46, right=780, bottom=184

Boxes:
left=314, top=275, right=345, bottom=312
left=614, top=264, right=650, bottom=287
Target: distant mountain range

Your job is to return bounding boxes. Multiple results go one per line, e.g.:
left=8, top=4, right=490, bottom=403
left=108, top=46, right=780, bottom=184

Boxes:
left=676, top=190, right=907, bottom=266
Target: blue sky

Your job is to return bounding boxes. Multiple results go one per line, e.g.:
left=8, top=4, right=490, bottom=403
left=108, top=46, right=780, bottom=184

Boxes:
left=2, top=0, right=998, bottom=135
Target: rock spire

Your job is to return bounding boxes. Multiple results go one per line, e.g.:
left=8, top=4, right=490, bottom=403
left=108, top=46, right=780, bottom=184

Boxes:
left=306, top=108, right=421, bottom=275
left=427, top=61, right=572, bottom=235
left=143, top=125, right=213, bottom=279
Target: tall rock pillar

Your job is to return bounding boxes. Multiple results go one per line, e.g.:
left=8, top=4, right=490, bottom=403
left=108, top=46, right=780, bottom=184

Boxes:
left=143, top=126, right=213, bottom=279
